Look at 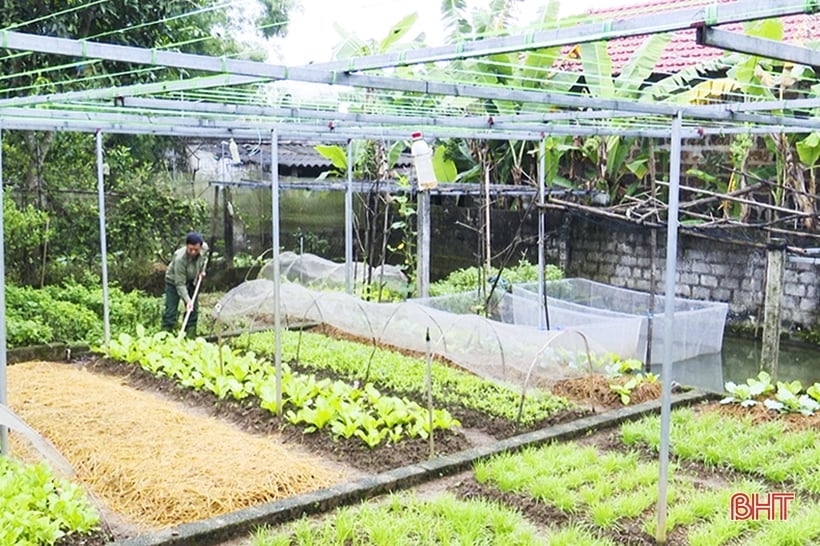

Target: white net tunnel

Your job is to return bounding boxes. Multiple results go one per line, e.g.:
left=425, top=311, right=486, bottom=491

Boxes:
left=514, top=279, right=729, bottom=364
left=257, top=251, right=410, bottom=294
left=212, top=280, right=644, bottom=386
left=411, top=289, right=643, bottom=361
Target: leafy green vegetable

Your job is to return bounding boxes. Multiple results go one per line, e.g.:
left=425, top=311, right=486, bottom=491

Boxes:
left=0, top=456, right=100, bottom=546
left=103, top=330, right=460, bottom=448
left=235, top=329, right=572, bottom=425
left=429, top=259, right=563, bottom=297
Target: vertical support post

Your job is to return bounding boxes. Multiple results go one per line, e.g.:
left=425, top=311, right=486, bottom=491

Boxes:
left=209, top=185, right=221, bottom=257
left=416, top=190, right=431, bottom=298
left=0, top=128, right=8, bottom=455
left=761, top=238, right=786, bottom=380
left=223, top=186, right=234, bottom=263
left=483, top=160, right=492, bottom=277
left=656, top=111, right=682, bottom=545
left=270, top=130, right=283, bottom=415
left=646, top=139, right=658, bottom=372
left=537, top=137, right=548, bottom=329
left=425, top=329, right=434, bottom=458
left=96, top=130, right=111, bottom=348
left=345, top=140, right=353, bottom=294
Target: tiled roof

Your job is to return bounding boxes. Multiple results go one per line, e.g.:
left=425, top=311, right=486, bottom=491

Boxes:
left=216, top=142, right=413, bottom=169
left=277, top=144, right=335, bottom=168
left=557, top=0, right=820, bottom=76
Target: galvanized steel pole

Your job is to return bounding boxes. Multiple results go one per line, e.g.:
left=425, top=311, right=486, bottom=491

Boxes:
left=657, top=111, right=683, bottom=544
left=345, top=140, right=353, bottom=294
left=0, top=128, right=7, bottom=454
left=96, top=130, right=111, bottom=347
left=271, top=130, right=283, bottom=415
left=538, top=137, right=547, bottom=329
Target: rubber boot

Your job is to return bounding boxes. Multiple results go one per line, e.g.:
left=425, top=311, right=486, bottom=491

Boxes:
left=185, top=325, right=197, bottom=339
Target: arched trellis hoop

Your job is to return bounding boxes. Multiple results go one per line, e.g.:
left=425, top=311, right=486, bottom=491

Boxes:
left=516, top=328, right=592, bottom=424
left=379, top=300, right=449, bottom=359
left=434, top=313, right=507, bottom=382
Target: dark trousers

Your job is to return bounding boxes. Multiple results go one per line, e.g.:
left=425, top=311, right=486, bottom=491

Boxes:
left=162, top=282, right=198, bottom=336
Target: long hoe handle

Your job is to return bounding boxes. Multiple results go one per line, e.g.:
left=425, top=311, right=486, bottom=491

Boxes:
left=178, top=274, right=204, bottom=339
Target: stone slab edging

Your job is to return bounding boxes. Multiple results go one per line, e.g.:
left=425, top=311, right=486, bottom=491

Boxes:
left=6, top=343, right=91, bottom=364
left=112, top=389, right=714, bottom=546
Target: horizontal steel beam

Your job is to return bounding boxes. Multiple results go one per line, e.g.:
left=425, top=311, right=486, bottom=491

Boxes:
left=705, top=96, right=820, bottom=113
left=98, top=97, right=656, bottom=132
left=2, top=28, right=819, bottom=127
left=306, top=0, right=812, bottom=72
left=697, top=27, right=820, bottom=67
left=0, top=74, right=264, bottom=108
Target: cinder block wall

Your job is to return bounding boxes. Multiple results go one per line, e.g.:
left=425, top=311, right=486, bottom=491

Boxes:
left=546, top=214, right=818, bottom=330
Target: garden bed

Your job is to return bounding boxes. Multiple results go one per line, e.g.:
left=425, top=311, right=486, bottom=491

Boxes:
left=250, top=401, right=820, bottom=546
left=12, top=325, right=816, bottom=545
left=5, top=361, right=347, bottom=542
left=1, top=323, right=654, bottom=543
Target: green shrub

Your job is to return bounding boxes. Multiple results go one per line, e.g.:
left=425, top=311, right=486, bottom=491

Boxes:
left=6, top=316, right=54, bottom=347
left=2, top=196, right=51, bottom=285
left=5, top=282, right=161, bottom=347
left=43, top=282, right=162, bottom=334
left=430, top=259, right=563, bottom=296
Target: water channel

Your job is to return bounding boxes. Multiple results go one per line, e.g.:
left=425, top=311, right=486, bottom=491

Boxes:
left=655, top=336, right=819, bottom=393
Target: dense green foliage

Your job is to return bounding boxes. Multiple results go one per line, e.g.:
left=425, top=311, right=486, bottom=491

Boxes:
left=0, top=0, right=292, bottom=288
left=0, top=456, right=100, bottom=546
left=2, top=196, right=51, bottom=285
left=234, top=329, right=572, bottom=425
left=1, top=0, right=292, bottom=98
left=429, top=259, right=564, bottom=297
left=472, top=438, right=820, bottom=545
left=104, top=329, right=460, bottom=448
left=5, top=283, right=161, bottom=347
left=2, top=136, right=210, bottom=288
left=251, top=492, right=550, bottom=545
left=622, top=407, right=820, bottom=495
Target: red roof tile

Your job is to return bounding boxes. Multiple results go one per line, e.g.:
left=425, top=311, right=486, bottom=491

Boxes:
left=557, top=0, right=820, bottom=75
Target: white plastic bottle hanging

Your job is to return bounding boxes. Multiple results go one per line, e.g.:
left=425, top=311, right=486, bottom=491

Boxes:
left=410, top=132, right=438, bottom=190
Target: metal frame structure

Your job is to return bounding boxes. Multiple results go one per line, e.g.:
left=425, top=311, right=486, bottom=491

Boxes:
left=2, top=0, right=820, bottom=539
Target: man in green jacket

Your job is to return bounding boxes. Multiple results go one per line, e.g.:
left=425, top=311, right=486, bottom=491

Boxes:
left=162, top=232, right=208, bottom=337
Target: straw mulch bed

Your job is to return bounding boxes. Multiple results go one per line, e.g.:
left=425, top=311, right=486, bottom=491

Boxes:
left=551, top=373, right=663, bottom=410
left=552, top=374, right=819, bottom=431
left=6, top=361, right=347, bottom=531
left=699, top=400, right=820, bottom=431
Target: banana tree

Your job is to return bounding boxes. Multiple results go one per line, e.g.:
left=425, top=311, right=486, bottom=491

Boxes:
left=645, top=18, right=817, bottom=227
left=796, top=131, right=820, bottom=206
left=321, top=13, right=432, bottom=292
left=738, top=19, right=815, bottom=228
left=577, top=32, right=670, bottom=201
left=434, top=1, right=583, bottom=187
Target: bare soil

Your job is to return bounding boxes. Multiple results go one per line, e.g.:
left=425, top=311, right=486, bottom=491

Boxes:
left=54, top=349, right=818, bottom=545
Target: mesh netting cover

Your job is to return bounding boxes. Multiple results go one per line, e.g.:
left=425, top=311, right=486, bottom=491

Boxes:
left=258, top=251, right=409, bottom=293
left=213, top=280, right=643, bottom=386
left=512, top=279, right=728, bottom=364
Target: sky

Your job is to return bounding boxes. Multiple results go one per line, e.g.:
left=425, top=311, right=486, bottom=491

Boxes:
left=269, top=0, right=645, bottom=66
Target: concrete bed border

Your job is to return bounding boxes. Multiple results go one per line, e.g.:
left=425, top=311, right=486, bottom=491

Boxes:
left=113, top=389, right=716, bottom=546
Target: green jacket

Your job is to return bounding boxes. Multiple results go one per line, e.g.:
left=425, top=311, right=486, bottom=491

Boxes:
left=165, top=242, right=208, bottom=304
